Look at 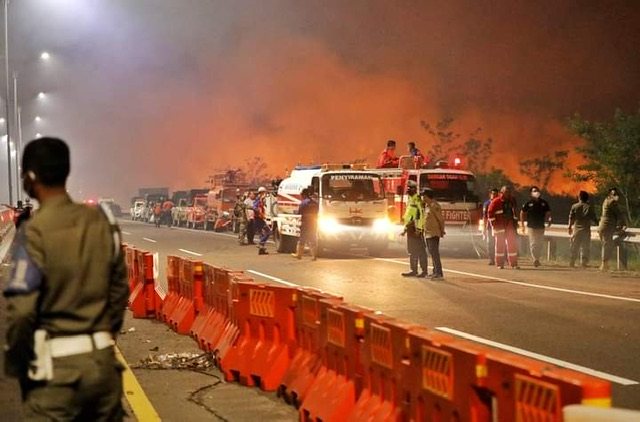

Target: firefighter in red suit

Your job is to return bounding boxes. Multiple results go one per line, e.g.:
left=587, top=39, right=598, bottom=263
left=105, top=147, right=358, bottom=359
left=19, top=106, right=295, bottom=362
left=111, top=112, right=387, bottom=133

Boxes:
left=487, top=185, right=520, bottom=269
left=376, top=140, right=400, bottom=168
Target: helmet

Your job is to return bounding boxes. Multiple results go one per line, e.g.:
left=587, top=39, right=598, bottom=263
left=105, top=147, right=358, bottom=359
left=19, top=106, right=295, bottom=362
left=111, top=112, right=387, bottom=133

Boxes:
left=407, top=180, right=418, bottom=188
left=258, top=187, right=267, bottom=193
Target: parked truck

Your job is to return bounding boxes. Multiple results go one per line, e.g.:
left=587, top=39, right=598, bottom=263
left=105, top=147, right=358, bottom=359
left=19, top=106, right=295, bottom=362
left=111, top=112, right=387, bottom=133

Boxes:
left=266, top=163, right=391, bottom=256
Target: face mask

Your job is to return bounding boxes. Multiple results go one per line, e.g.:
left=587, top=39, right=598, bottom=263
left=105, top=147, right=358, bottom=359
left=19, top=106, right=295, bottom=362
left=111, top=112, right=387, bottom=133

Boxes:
left=531, top=191, right=541, bottom=199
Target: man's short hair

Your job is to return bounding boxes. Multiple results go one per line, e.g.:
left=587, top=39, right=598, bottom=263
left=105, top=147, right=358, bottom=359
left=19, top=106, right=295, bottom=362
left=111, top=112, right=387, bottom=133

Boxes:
left=301, top=188, right=309, bottom=197
left=22, top=137, right=70, bottom=187
left=490, top=188, right=499, bottom=193
left=387, top=140, right=396, bottom=148
left=408, top=141, right=416, bottom=149
left=530, top=186, right=540, bottom=193
left=578, top=190, right=589, bottom=202
left=609, top=187, right=619, bottom=196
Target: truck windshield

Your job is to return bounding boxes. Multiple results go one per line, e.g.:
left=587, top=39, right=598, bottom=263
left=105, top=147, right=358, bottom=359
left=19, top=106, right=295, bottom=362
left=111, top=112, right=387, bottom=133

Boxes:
left=195, top=198, right=207, bottom=207
left=321, top=173, right=384, bottom=201
left=419, top=172, right=479, bottom=203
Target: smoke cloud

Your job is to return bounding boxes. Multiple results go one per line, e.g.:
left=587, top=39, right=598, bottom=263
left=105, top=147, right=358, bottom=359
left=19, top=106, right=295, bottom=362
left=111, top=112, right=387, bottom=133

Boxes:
left=5, top=0, right=639, bottom=204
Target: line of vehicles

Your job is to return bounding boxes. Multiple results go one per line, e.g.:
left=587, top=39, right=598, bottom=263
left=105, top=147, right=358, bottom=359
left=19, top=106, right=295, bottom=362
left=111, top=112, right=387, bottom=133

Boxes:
left=130, top=156, right=483, bottom=255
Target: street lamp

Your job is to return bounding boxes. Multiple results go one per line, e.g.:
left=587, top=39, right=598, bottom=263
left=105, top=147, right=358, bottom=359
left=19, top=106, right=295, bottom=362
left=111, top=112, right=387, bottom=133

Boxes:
left=0, top=117, right=4, bottom=124
left=34, top=115, right=41, bottom=122
left=37, top=92, right=45, bottom=99
left=40, top=51, right=50, bottom=60
left=35, top=133, right=42, bottom=138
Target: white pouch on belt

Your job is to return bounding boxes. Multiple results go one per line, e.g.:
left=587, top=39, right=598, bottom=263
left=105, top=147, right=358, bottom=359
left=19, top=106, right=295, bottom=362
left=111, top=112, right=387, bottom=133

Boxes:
left=28, top=329, right=53, bottom=381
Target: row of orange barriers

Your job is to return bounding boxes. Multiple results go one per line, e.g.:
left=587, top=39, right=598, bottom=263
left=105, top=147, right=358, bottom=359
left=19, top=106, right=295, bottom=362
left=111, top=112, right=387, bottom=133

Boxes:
left=0, top=207, right=14, bottom=241
left=124, top=245, right=612, bottom=421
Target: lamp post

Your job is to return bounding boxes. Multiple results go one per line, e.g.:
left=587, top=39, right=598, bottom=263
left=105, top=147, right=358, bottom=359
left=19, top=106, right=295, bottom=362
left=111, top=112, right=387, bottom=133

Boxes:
left=4, top=0, right=13, bottom=205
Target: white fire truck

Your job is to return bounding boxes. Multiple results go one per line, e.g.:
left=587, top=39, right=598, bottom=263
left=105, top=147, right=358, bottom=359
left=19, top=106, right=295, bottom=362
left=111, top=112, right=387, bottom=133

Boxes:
left=372, top=156, right=482, bottom=240
left=266, top=164, right=391, bottom=255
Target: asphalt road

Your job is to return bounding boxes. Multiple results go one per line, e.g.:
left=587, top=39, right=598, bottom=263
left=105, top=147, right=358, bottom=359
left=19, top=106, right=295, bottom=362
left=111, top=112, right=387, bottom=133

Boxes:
left=121, top=220, right=640, bottom=410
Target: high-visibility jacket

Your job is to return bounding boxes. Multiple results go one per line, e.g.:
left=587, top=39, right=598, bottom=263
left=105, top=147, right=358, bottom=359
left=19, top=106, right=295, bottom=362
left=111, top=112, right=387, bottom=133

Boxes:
left=487, top=195, right=517, bottom=233
left=403, top=194, right=424, bottom=231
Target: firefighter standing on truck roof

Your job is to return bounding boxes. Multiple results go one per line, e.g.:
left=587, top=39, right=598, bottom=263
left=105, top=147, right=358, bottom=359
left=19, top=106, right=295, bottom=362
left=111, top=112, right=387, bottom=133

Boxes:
left=3, top=137, right=128, bottom=420
left=400, top=180, right=428, bottom=277
left=407, top=141, right=427, bottom=168
left=253, top=186, right=272, bottom=255
left=376, top=140, right=400, bottom=168
left=487, top=185, right=520, bottom=269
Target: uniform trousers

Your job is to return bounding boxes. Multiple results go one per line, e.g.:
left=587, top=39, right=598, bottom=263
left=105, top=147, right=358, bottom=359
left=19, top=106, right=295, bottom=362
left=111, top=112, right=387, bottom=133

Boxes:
left=495, top=224, right=518, bottom=267
left=22, top=347, right=124, bottom=422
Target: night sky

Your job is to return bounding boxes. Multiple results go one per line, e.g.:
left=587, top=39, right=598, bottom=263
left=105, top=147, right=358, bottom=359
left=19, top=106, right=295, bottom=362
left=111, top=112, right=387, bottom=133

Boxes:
left=3, top=0, right=639, bottom=204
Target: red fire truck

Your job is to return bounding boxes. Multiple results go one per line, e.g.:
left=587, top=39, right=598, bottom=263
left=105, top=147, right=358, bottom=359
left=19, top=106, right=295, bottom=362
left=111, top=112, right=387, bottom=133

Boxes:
left=372, top=156, right=482, bottom=240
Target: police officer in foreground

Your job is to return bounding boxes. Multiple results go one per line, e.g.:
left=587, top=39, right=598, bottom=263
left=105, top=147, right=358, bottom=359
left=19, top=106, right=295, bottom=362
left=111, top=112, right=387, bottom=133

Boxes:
left=400, top=180, right=428, bottom=277
left=3, top=137, right=129, bottom=420
left=598, top=187, right=627, bottom=271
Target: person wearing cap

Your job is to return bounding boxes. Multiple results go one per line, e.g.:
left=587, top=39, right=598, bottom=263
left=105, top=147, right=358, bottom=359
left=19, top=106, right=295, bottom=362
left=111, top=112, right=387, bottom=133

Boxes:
left=376, top=140, right=400, bottom=169
left=598, top=187, right=627, bottom=271
left=520, top=186, right=552, bottom=267
left=487, top=185, right=520, bottom=269
left=568, top=190, right=598, bottom=268
left=482, top=188, right=499, bottom=265
left=253, top=186, right=272, bottom=255
left=233, top=189, right=248, bottom=245
left=3, top=137, right=128, bottom=419
left=400, top=180, right=428, bottom=277
left=422, top=188, right=445, bottom=279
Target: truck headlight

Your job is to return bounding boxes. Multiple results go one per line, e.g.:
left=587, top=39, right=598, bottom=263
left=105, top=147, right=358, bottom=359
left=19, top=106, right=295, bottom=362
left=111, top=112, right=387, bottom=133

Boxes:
left=318, top=216, right=340, bottom=233
left=373, top=218, right=392, bottom=232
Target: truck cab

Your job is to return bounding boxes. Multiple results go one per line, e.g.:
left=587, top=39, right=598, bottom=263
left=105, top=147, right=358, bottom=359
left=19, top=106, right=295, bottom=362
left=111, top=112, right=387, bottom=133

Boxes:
left=270, top=164, right=391, bottom=256
left=373, top=156, right=482, bottom=240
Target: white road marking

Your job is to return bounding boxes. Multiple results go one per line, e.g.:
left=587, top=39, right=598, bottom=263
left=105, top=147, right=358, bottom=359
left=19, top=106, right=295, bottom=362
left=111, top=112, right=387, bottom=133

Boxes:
left=142, top=237, right=157, bottom=243
left=121, top=231, right=131, bottom=235
left=376, top=258, right=640, bottom=304
left=247, top=270, right=299, bottom=287
left=169, top=226, right=276, bottom=244
left=178, top=248, right=203, bottom=257
left=436, top=327, right=639, bottom=386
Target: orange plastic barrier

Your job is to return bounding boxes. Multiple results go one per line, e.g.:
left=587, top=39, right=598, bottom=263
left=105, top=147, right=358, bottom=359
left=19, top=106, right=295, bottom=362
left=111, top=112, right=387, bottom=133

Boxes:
left=128, top=250, right=163, bottom=318
left=407, top=330, right=492, bottom=421
left=201, top=267, right=246, bottom=354
left=124, top=246, right=137, bottom=292
left=279, top=287, right=343, bottom=407
left=482, top=349, right=612, bottom=420
left=220, top=282, right=298, bottom=391
left=167, top=258, right=200, bottom=334
left=347, top=315, right=423, bottom=421
left=299, top=301, right=374, bottom=422
left=159, top=255, right=182, bottom=324
left=212, top=271, right=252, bottom=364
left=190, top=263, right=216, bottom=346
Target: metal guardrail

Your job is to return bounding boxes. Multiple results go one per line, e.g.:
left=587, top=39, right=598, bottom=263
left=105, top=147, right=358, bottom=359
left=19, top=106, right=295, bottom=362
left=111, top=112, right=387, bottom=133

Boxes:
left=543, top=224, right=640, bottom=244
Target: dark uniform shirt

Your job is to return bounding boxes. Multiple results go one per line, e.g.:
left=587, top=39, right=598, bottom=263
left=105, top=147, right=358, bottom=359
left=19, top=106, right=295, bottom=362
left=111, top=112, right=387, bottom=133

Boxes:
left=521, top=199, right=550, bottom=229
left=569, top=201, right=598, bottom=230
left=3, top=193, right=128, bottom=376
left=599, top=197, right=625, bottom=232
left=297, top=197, right=318, bottom=231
